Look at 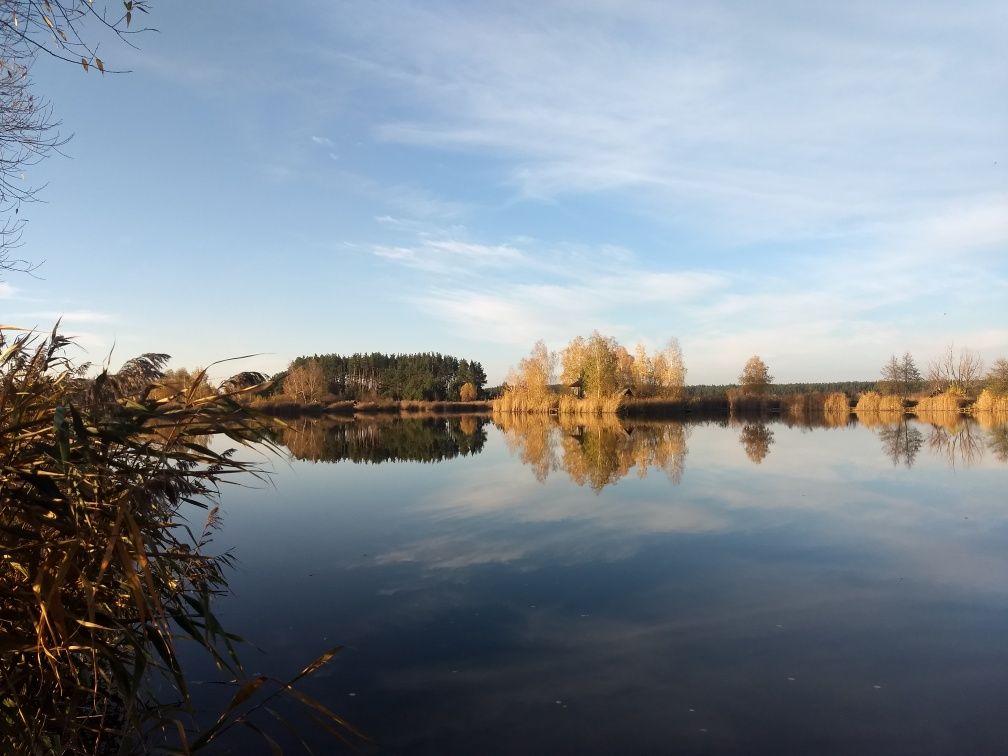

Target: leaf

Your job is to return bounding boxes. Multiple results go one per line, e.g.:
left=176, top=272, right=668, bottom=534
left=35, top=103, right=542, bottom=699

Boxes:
left=283, top=687, right=367, bottom=741
left=126, top=10, right=131, bottom=27
left=190, top=675, right=270, bottom=750
left=227, top=675, right=268, bottom=710
left=289, top=645, right=343, bottom=686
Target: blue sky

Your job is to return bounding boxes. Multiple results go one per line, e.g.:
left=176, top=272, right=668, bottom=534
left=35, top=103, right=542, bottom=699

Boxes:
left=4, top=1, right=1006, bottom=384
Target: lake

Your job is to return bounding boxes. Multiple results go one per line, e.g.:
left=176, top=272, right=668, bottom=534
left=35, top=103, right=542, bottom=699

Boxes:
left=198, top=414, right=1008, bottom=754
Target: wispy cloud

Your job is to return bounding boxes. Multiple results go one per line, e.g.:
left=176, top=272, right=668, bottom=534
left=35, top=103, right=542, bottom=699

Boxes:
left=325, top=1, right=1005, bottom=242
left=310, top=135, right=334, bottom=147
left=334, top=169, right=469, bottom=220
left=370, top=220, right=1007, bottom=382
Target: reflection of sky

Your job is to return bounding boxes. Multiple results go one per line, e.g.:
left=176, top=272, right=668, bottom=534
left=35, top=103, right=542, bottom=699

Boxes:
left=202, top=419, right=1008, bottom=754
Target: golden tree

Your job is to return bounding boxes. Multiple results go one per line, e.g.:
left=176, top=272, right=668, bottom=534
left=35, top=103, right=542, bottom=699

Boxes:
left=284, top=360, right=327, bottom=403
left=739, top=355, right=772, bottom=395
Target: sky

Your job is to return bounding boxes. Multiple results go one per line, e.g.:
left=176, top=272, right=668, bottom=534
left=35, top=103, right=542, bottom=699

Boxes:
left=3, top=0, right=1006, bottom=384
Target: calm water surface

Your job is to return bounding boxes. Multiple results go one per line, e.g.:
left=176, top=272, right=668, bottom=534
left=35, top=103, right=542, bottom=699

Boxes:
left=203, top=415, right=1008, bottom=754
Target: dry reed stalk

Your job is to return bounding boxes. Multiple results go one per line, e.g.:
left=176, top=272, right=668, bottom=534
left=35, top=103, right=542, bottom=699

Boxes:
left=972, top=389, right=1008, bottom=416
left=915, top=393, right=964, bottom=414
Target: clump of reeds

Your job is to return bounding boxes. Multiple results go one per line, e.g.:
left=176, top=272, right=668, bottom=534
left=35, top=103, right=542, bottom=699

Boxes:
left=855, top=391, right=880, bottom=412
left=557, top=393, right=624, bottom=415
left=492, top=387, right=558, bottom=414
left=493, top=389, right=624, bottom=415
left=915, top=392, right=965, bottom=414
left=820, top=392, right=851, bottom=427
left=972, top=388, right=1008, bottom=416
left=855, top=391, right=903, bottom=414
left=0, top=327, right=361, bottom=754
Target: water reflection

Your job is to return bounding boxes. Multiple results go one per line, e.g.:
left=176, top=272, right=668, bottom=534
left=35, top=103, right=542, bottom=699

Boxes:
left=738, top=422, right=774, bottom=464
left=279, top=416, right=487, bottom=463
left=866, top=415, right=1000, bottom=469
left=923, top=420, right=985, bottom=468
left=213, top=414, right=1008, bottom=753
left=277, top=414, right=1008, bottom=477
left=876, top=420, right=924, bottom=468
left=494, top=415, right=689, bottom=490
left=989, top=424, right=1008, bottom=462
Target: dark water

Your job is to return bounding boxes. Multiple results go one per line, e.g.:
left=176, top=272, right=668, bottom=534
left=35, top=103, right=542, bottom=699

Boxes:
left=200, top=414, right=1008, bottom=755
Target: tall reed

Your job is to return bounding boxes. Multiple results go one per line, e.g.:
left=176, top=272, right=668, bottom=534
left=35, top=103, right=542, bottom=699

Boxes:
left=855, top=391, right=903, bottom=414
left=972, top=388, right=1008, bottom=416
left=915, top=392, right=965, bottom=414
left=0, top=328, right=360, bottom=754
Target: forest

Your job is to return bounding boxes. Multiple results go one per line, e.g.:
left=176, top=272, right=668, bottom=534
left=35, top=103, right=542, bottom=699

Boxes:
left=279, top=352, right=488, bottom=402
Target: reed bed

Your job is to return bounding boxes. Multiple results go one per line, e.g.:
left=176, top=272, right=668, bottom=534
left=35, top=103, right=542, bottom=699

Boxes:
left=915, top=392, right=967, bottom=414
left=492, top=389, right=557, bottom=414
left=854, top=391, right=904, bottom=414
left=492, top=390, right=624, bottom=415
left=0, top=328, right=360, bottom=754
left=557, top=394, right=624, bottom=415
left=972, top=389, right=1008, bottom=417
left=823, top=391, right=852, bottom=415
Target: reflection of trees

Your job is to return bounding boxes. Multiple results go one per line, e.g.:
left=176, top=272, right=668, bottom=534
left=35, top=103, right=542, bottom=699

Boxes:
left=281, top=417, right=487, bottom=463
left=492, top=415, right=689, bottom=490
left=739, top=423, right=774, bottom=464
left=498, top=414, right=557, bottom=482
left=988, top=424, right=1008, bottom=463
left=923, top=419, right=984, bottom=468
left=877, top=420, right=924, bottom=468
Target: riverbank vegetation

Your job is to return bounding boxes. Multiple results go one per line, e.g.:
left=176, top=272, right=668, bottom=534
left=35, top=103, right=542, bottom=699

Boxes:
left=0, top=328, right=361, bottom=753
left=494, top=332, right=686, bottom=415
left=489, top=339, right=1008, bottom=425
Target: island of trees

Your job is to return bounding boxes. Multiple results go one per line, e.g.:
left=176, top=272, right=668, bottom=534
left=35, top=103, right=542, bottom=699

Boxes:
left=273, top=352, right=488, bottom=407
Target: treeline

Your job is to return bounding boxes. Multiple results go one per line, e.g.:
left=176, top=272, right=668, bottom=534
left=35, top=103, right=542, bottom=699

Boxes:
left=688, top=381, right=875, bottom=398
left=280, top=352, right=488, bottom=402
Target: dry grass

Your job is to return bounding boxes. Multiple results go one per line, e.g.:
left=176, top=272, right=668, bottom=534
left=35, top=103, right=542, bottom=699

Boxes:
left=557, top=394, right=624, bottom=415
left=915, top=392, right=966, bottom=414
left=822, top=392, right=852, bottom=426
left=972, top=388, right=1008, bottom=416
left=491, top=388, right=558, bottom=414
left=492, top=390, right=624, bottom=415
left=855, top=391, right=904, bottom=414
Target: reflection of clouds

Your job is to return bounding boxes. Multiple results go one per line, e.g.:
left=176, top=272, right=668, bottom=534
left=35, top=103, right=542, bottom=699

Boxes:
left=361, top=421, right=1008, bottom=596
left=351, top=556, right=1008, bottom=754
left=373, top=464, right=727, bottom=571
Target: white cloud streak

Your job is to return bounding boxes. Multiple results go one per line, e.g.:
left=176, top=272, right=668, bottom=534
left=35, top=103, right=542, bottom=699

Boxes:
left=328, top=0, right=1006, bottom=241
